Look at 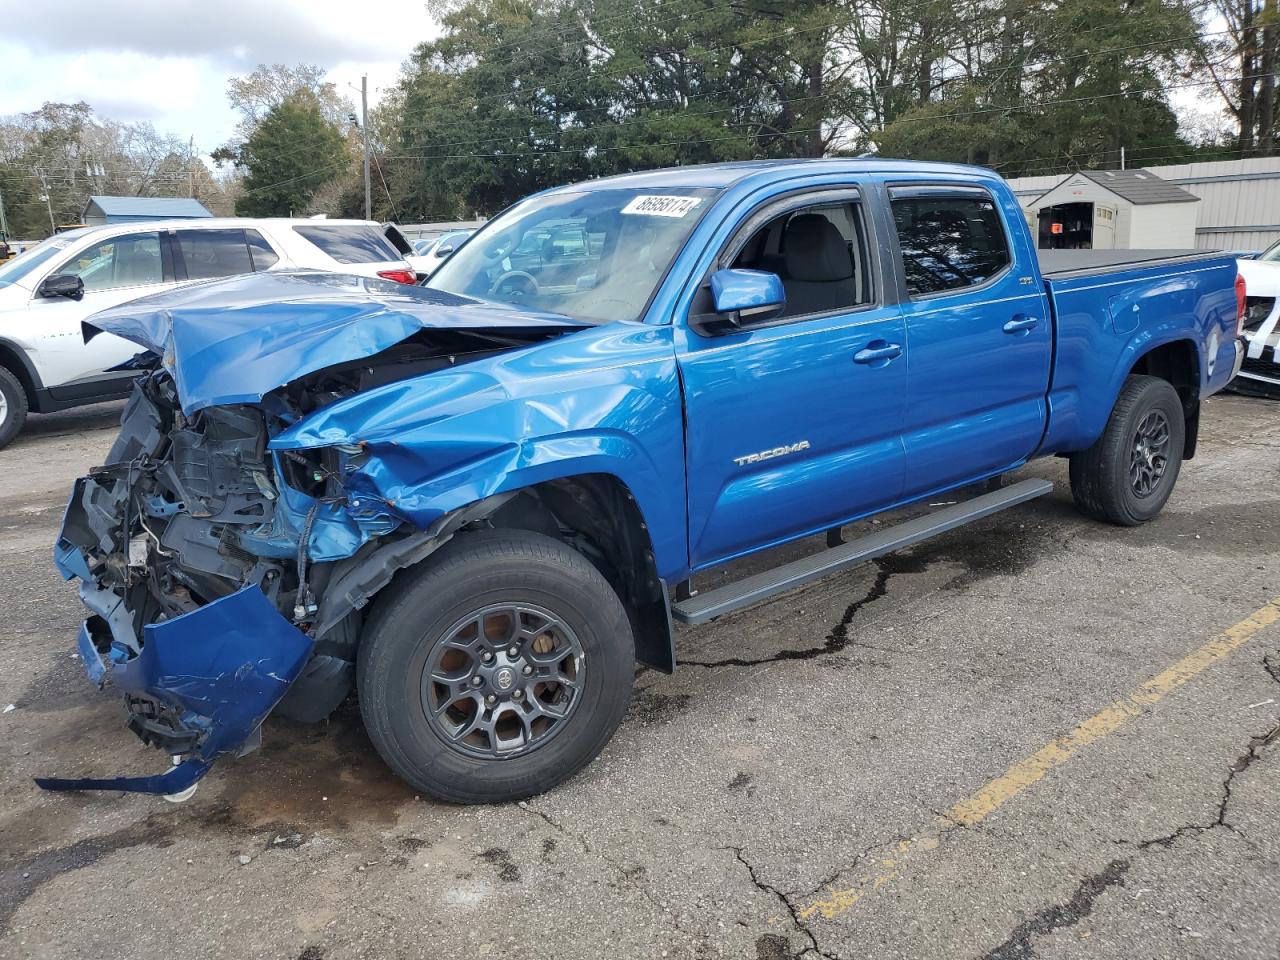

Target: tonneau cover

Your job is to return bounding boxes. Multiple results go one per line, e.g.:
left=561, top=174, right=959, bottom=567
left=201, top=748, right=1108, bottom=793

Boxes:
left=1038, top=249, right=1223, bottom=280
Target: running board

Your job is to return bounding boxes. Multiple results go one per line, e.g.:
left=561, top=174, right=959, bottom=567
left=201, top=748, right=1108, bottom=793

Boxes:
left=672, top=478, right=1053, bottom=625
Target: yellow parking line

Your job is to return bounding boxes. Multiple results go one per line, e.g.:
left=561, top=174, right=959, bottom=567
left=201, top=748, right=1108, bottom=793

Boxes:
left=798, top=596, right=1280, bottom=922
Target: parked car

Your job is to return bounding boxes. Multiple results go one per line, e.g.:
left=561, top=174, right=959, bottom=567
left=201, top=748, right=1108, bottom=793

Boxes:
left=0, top=218, right=414, bottom=447
left=42, top=160, right=1245, bottom=804
left=417, top=228, right=474, bottom=277
left=381, top=222, right=434, bottom=278
left=1234, top=242, right=1280, bottom=397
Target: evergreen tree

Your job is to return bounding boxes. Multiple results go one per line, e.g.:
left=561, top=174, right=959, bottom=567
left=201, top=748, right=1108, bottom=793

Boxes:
left=234, top=95, right=350, bottom=217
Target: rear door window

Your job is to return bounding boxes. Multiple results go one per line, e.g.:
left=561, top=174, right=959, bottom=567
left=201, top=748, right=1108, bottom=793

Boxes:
left=246, top=230, right=280, bottom=270
left=293, top=225, right=402, bottom=263
left=175, top=229, right=253, bottom=280
left=889, top=191, right=1011, bottom=297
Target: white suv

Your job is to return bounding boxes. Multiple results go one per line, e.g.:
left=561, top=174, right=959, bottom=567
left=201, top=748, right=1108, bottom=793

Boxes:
left=0, top=217, right=414, bottom=447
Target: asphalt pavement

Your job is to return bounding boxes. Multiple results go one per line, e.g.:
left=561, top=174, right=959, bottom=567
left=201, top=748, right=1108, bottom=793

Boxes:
left=0, top=394, right=1277, bottom=960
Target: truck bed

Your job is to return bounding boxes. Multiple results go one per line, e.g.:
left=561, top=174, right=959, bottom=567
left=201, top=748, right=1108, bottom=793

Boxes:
left=1037, top=249, right=1222, bottom=279
left=1033, top=244, right=1239, bottom=456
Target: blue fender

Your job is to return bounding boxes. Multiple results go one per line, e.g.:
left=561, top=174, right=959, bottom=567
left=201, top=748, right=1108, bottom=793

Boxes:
left=1041, top=258, right=1234, bottom=453
left=271, top=321, right=691, bottom=582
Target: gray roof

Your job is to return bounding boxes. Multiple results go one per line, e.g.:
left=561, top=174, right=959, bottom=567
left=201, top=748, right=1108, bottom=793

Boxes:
left=84, top=196, right=213, bottom=218
left=1077, top=169, right=1199, bottom=205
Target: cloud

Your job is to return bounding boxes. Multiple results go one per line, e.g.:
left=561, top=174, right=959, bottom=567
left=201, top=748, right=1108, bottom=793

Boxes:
left=0, top=0, right=437, bottom=149
left=3, top=0, right=430, bottom=68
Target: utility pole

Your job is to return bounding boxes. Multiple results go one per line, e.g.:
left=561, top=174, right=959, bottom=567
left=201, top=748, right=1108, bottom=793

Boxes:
left=37, top=169, right=56, bottom=234
left=189, top=136, right=196, bottom=198
left=1119, top=146, right=1125, bottom=171
left=360, top=74, right=371, bottom=221
left=0, top=183, right=9, bottom=239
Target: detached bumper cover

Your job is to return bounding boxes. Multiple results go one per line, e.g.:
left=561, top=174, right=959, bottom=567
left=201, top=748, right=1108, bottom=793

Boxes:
left=35, top=584, right=313, bottom=794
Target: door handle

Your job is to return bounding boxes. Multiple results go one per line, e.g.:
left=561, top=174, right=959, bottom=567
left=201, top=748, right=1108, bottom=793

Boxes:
left=853, top=341, right=902, bottom=364
left=1003, top=315, right=1038, bottom=334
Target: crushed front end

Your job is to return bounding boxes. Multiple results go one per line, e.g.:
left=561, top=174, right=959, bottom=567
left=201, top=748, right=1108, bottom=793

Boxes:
left=40, top=373, right=370, bottom=794
left=36, top=272, right=588, bottom=796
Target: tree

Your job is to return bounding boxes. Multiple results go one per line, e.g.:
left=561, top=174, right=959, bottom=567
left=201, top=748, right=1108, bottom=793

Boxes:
left=0, top=101, right=235, bottom=239
left=233, top=97, right=351, bottom=216
left=874, top=0, right=1202, bottom=174
left=225, top=63, right=355, bottom=143
left=1201, top=1, right=1280, bottom=156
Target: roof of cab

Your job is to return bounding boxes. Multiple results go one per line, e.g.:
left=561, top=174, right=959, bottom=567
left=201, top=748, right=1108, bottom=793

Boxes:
left=553, top=158, right=1001, bottom=192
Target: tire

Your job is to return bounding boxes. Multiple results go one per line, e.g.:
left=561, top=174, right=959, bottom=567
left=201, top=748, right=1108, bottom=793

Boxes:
left=1069, top=375, right=1186, bottom=526
left=0, top=366, right=29, bottom=450
left=357, top=528, right=635, bottom=804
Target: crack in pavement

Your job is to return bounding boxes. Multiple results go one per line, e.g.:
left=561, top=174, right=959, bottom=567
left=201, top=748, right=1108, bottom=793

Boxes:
left=681, top=560, right=897, bottom=668
left=1263, top=652, right=1280, bottom=685
left=727, top=847, right=842, bottom=960
left=788, top=830, right=923, bottom=903
left=1139, top=653, right=1280, bottom=850
left=981, top=654, right=1280, bottom=958
left=1138, top=719, right=1280, bottom=850
left=521, top=804, right=709, bottom=949
left=978, top=858, right=1131, bottom=960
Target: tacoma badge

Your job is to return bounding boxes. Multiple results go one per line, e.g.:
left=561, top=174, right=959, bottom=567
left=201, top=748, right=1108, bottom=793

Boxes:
left=733, top=440, right=810, bottom=467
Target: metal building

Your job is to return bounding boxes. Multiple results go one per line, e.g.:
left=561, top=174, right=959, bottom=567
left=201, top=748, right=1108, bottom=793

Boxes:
left=82, top=196, right=213, bottom=226
left=1006, top=157, right=1280, bottom=252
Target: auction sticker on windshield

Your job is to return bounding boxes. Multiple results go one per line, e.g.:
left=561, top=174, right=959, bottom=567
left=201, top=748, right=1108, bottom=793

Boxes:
left=621, top=195, right=702, bottom=217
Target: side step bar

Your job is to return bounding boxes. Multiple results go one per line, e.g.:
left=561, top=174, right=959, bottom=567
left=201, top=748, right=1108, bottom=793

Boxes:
left=671, top=478, right=1053, bottom=625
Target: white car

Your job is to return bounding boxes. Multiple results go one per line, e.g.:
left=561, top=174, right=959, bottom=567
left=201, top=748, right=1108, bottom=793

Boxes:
left=416, top=228, right=474, bottom=277
left=1236, top=243, right=1280, bottom=398
left=0, top=217, right=415, bottom=447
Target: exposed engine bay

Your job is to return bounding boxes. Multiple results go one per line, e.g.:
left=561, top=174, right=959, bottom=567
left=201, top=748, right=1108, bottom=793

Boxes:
left=41, top=321, right=571, bottom=796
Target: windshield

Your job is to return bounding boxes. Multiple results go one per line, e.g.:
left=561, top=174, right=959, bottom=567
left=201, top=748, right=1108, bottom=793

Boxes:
left=427, top=187, right=718, bottom=323
left=1260, top=240, right=1280, bottom=263
left=0, top=237, right=73, bottom=289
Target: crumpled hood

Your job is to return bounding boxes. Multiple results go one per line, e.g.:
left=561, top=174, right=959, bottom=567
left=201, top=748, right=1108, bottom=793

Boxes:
left=84, top=270, right=588, bottom=414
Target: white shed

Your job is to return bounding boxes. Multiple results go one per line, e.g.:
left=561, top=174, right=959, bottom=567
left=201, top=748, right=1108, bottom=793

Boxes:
left=1023, top=169, right=1201, bottom=250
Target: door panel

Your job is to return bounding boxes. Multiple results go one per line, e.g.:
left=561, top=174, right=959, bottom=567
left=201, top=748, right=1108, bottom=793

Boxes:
left=678, top=311, right=907, bottom=566
left=677, top=192, right=905, bottom=568
left=889, top=186, right=1052, bottom=495
left=28, top=231, right=176, bottom=387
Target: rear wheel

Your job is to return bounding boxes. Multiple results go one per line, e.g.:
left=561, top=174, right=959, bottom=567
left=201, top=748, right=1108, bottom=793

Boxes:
left=1069, top=375, right=1186, bottom=526
left=0, top=366, right=29, bottom=450
left=357, top=528, right=634, bottom=803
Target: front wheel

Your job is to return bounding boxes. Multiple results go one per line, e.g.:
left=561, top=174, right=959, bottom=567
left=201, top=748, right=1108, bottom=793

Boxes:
left=357, top=529, right=635, bottom=804
left=1069, top=374, right=1186, bottom=526
left=0, top=366, right=29, bottom=450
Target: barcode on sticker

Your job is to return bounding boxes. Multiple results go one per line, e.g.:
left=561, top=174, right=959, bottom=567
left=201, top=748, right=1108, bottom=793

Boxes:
left=621, top=195, right=702, bottom=218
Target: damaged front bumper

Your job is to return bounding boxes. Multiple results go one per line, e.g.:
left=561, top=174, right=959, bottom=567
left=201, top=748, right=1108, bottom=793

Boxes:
left=38, top=374, right=381, bottom=795
left=35, top=585, right=313, bottom=795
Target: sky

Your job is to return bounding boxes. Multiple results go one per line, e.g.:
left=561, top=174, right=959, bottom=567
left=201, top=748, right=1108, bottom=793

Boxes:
left=0, top=0, right=440, bottom=155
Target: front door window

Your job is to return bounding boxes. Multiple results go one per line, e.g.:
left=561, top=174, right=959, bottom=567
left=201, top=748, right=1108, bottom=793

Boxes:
left=55, top=232, right=164, bottom=292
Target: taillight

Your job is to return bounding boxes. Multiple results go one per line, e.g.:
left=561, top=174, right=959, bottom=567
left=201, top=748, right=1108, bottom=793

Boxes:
left=1235, top=273, right=1247, bottom=336
left=377, top=269, right=417, bottom=285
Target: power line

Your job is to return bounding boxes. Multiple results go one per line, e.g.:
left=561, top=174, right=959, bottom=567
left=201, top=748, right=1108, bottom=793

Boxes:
left=237, top=64, right=1271, bottom=200
left=398, top=0, right=1221, bottom=128
left=381, top=26, right=1238, bottom=161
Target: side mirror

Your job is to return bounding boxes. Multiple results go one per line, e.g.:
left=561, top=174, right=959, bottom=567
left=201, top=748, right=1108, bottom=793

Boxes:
left=710, top=268, right=785, bottom=326
left=38, top=274, right=84, bottom=301
left=435, top=244, right=456, bottom=259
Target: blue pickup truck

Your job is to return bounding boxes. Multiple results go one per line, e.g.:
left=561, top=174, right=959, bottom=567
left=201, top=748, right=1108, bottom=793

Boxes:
left=42, top=159, right=1247, bottom=803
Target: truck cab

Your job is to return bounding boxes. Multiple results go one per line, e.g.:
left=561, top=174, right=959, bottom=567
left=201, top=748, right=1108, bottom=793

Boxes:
left=42, top=160, right=1245, bottom=804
